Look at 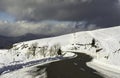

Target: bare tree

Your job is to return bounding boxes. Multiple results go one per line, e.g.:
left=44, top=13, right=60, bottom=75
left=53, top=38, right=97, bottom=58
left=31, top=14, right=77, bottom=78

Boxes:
left=49, top=43, right=62, bottom=56
left=26, top=42, right=38, bottom=58
left=49, top=46, right=56, bottom=56
left=31, top=42, right=38, bottom=56
left=39, top=45, right=48, bottom=57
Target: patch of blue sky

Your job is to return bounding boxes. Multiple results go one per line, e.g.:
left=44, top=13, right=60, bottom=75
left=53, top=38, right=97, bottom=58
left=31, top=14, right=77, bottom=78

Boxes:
left=0, top=12, right=15, bottom=22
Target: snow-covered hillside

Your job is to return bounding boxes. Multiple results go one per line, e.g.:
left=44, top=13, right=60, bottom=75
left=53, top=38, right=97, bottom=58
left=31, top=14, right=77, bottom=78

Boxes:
left=1, top=26, right=120, bottom=70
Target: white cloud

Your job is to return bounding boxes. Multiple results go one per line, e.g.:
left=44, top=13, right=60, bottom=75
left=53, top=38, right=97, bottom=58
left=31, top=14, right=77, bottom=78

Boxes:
left=0, top=21, right=71, bottom=36
left=0, top=20, right=98, bottom=37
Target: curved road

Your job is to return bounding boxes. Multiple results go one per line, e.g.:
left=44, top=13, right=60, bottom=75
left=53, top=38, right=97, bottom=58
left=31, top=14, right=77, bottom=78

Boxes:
left=1, top=52, right=120, bottom=78
left=31, top=53, right=104, bottom=78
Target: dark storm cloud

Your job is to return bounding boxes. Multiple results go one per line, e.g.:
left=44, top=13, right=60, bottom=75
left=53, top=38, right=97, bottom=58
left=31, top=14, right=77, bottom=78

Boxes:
left=0, top=21, right=75, bottom=37
left=0, top=0, right=120, bottom=37
left=0, top=0, right=120, bottom=27
left=0, top=21, right=98, bottom=37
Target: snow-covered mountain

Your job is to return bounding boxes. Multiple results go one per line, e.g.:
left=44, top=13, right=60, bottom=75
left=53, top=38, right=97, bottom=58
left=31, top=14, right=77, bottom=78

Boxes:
left=0, top=33, right=54, bottom=49
left=1, top=26, right=120, bottom=70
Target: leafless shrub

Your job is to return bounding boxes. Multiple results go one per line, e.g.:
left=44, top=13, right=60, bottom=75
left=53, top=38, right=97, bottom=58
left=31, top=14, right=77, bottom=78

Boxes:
left=26, top=42, right=38, bottom=58
left=49, top=43, right=62, bottom=56
left=39, top=45, right=48, bottom=57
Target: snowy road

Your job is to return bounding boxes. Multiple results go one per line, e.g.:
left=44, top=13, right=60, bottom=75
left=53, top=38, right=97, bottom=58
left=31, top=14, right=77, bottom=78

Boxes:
left=0, top=52, right=103, bottom=78
left=0, top=56, right=68, bottom=75
left=1, top=52, right=120, bottom=78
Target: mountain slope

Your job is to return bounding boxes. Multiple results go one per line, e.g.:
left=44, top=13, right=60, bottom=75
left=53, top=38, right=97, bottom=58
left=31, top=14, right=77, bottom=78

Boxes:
left=0, top=33, right=54, bottom=49
left=1, top=26, right=120, bottom=70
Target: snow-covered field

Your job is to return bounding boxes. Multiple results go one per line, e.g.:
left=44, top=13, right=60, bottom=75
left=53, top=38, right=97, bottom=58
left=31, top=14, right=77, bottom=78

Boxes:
left=0, top=26, right=120, bottom=77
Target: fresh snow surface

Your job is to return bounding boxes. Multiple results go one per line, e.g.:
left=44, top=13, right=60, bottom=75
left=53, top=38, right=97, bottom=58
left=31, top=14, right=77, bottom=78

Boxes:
left=87, top=61, right=120, bottom=78
left=0, top=26, right=120, bottom=76
left=0, top=33, right=74, bottom=67
left=0, top=58, right=63, bottom=78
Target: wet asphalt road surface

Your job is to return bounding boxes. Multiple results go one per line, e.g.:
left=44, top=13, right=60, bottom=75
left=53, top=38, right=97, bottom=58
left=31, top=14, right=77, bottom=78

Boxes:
left=32, top=53, right=104, bottom=78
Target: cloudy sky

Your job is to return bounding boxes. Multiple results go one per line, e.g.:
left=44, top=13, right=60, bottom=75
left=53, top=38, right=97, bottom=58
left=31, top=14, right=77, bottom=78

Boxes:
left=0, top=0, right=120, bottom=37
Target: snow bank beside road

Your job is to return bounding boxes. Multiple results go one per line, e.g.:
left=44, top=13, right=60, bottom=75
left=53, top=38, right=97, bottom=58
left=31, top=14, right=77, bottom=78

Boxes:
left=1, top=26, right=120, bottom=74
left=0, top=52, right=76, bottom=78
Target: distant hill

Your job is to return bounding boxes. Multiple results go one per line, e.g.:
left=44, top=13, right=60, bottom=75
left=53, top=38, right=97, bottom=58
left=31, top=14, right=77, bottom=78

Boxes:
left=0, top=33, right=54, bottom=49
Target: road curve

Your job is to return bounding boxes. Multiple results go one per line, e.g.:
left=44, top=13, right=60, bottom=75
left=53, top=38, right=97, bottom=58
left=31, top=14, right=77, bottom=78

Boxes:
left=31, top=52, right=104, bottom=78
